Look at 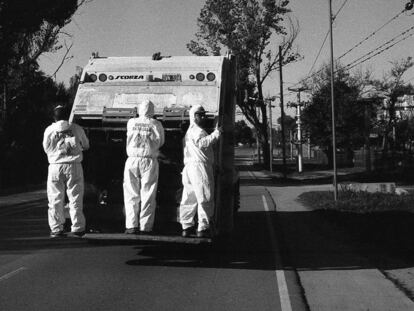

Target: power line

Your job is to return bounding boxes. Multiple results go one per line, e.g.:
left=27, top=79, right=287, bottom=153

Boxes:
left=337, top=8, right=407, bottom=61
left=305, top=0, right=351, bottom=77
left=307, top=32, right=330, bottom=77
left=295, top=14, right=414, bottom=87
left=298, top=7, right=407, bottom=87
left=332, top=0, right=350, bottom=20
left=345, top=31, right=414, bottom=71
left=343, top=24, right=414, bottom=70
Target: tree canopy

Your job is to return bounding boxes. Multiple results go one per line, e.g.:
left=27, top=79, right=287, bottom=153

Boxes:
left=0, top=1, right=90, bottom=188
left=188, top=0, right=300, bottom=166
left=372, top=57, right=414, bottom=154
left=0, top=0, right=86, bottom=79
left=301, top=65, right=366, bottom=166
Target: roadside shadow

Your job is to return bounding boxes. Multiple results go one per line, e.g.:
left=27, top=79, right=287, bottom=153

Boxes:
left=126, top=209, right=414, bottom=272
left=0, top=200, right=95, bottom=252
left=126, top=211, right=278, bottom=270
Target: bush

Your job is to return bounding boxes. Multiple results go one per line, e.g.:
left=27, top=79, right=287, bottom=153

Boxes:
left=298, top=190, right=414, bottom=213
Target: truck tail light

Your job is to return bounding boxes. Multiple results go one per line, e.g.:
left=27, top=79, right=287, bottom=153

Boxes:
left=85, top=73, right=97, bottom=82
left=207, top=72, right=216, bottom=81
left=196, top=73, right=205, bottom=81
left=99, top=74, right=107, bottom=82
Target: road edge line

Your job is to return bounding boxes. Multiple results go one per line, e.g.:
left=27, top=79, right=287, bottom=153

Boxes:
left=262, top=195, right=293, bottom=311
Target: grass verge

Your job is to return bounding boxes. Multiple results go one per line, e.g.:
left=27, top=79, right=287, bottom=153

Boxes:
left=298, top=190, right=414, bottom=213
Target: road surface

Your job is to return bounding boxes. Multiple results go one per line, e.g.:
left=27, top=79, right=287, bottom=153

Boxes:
left=0, top=173, right=307, bottom=311
left=2, top=152, right=414, bottom=310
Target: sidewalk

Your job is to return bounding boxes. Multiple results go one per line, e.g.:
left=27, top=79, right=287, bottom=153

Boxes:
left=239, top=164, right=414, bottom=310
left=265, top=184, right=414, bottom=311
left=254, top=166, right=366, bottom=181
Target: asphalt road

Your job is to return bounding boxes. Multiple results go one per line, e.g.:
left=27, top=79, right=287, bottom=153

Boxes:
left=0, top=176, right=307, bottom=311
left=3, top=150, right=414, bottom=311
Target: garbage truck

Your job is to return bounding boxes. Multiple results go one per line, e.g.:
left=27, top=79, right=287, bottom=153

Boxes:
left=69, top=54, right=239, bottom=243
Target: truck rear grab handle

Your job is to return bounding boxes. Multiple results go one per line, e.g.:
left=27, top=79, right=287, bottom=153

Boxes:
left=102, top=107, right=137, bottom=123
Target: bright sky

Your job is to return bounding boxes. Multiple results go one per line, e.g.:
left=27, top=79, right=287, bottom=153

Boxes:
left=39, top=0, right=414, bottom=121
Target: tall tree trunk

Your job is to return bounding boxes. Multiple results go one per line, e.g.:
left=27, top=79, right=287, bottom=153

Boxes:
left=260, top=134, right=270, bottom=169
left=324, top=146, right=333, bottom=169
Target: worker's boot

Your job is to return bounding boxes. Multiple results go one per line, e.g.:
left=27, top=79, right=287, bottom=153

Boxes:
left=196, top=228, right=211, bottom=238
left=124, top=227, right=139, bottom=234
left=182, top=226, right=195, bottom=237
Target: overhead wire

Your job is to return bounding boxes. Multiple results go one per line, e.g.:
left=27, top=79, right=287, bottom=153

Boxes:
left=343, top=24, right=414, bottom=70
left=305, top=0, right=351, bottom=77
left=297, top=7, right=408, bottom=87
left=337, top=8, right=407, bottom=60
left=333, top=0, right=350, bottom=20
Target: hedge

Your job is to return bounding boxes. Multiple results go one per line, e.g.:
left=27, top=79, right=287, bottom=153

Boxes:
left=298, top=190, right=414, bottom=213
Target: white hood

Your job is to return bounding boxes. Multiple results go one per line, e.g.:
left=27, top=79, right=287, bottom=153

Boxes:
left=189, top=104, right=203, bottom=125
left=139, top=100, right=154, bottom=118
left=52, top=120, right=71, bottom=131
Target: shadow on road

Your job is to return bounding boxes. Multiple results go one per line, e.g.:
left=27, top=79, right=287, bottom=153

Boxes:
left=124, top=209, right=414, bottom=272
left=126, top=211, right=278, bottom=270
left=126, top=169, right=414, bottom=272
left=2, top=167, right=414, bottom=274
left=0, top=200, right=93, bottom=252
left=274, top=210, right=414, bottom=271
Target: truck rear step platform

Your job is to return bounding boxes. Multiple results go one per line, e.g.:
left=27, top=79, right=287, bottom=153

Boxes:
left=83, top=233, right=212, bottom=244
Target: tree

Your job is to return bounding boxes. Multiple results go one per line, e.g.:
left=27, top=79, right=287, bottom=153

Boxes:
left=188, top=0, right=300, bottom=166
left=301, top=65, right=366, bottom=167
left=373, top=57, right=414, bottom=156
left=234, top=120, right=254, bottom=145
left=395, top=118, right=414, bottom=153
left=0, top=1, right=90, bottom=79
left=0, top=1, right=91, bottom=188
left=276, top=114, right=295, bottom=135
left=67, top=66, right=83, bottom=107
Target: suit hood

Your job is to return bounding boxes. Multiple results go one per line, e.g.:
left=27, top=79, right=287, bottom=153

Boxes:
left=189, top=104, right=205, bottom=125
left=139, top=99, right=154, bottom=117
left=52, top=120, right=71, bottom=131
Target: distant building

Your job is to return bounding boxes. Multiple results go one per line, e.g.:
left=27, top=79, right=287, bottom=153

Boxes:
left=395, top=95, right=414, bottom=120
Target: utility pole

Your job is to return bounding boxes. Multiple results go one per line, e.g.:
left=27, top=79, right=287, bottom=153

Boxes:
left=2, top=84, right=6, bottom=122
left=288, top=87, right=307, bottom=173
left=296, top=93, right=303, bottom=173
left=256, top=105, right=261, bottom=164
left=279, top=45, right=287, bottom=178
left=268, top=100, right=273, bottom=172
left=364, top=102, right=372, bottom=172
left=329, top=0, right=338, bottom=200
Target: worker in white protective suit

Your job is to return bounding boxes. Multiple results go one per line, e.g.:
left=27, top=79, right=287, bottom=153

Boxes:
left=123, top=99, right=165, bottom=234
left=180, top=104, right=222, bottom=238
left=43, top=105, right=89, bottom=238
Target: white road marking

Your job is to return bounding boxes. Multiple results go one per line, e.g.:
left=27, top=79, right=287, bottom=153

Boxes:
left=0, top=267, right=26, bottom=282
left=262, top=195, right=293, bottom=311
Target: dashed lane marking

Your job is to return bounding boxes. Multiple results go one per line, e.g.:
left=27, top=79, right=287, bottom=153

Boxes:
left=262, top=195, right=293, bottom=311
left=0, top=267, right=27, bottom=282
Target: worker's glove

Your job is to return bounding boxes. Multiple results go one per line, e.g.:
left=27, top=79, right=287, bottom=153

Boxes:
left=65, top=137, right=77, bottom=149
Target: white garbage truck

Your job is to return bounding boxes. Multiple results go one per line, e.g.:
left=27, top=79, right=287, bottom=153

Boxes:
left=70, top=54, right=239, bottom=243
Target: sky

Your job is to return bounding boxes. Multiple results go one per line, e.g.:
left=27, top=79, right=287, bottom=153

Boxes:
left=38, top=0, right=414, bottom=121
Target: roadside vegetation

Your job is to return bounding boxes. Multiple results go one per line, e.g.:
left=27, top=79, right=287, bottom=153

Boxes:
left=0, top=1, right=89, bottom=189
left=298, top=190, right=414, bottom=213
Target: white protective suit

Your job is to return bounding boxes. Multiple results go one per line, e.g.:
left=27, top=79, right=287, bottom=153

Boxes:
left=123, top=100, right=165, bottom=231
left=179, top=105, right=220, bottom=231
left=43, top=120, right=89, bottom=233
